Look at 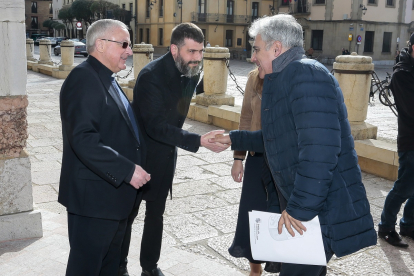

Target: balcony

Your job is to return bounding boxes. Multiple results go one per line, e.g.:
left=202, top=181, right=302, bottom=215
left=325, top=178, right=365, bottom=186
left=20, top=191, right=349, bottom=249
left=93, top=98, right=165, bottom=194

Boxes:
left=289, top=2, right=310, bottom=14
left=191, top=12, right=252, bottom=25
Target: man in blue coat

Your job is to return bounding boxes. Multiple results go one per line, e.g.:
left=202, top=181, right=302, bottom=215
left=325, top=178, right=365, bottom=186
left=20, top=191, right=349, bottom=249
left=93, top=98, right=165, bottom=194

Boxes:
left=211, top=14, right=377, bottom=276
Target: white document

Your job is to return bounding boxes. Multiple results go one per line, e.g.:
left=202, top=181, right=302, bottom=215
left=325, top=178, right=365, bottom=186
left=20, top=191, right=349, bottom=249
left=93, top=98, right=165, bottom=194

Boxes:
left=249, top=210, right=326, bottom=266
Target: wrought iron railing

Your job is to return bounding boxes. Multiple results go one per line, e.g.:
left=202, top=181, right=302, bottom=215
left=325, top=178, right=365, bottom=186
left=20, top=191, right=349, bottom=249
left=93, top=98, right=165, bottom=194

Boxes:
left=289, top=2, right=311, bottom=14
left=191, top=12, right=252, bottom=24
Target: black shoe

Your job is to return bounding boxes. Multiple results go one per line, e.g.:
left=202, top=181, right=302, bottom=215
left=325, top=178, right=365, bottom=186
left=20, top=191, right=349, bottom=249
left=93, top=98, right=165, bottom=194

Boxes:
left=378, top=230, right=409, bottom=248
left=400, top=228, right=414, bottom=240
left=141, top=267, right=165, bottom=276
left=118, top=266, right=129, bottom=276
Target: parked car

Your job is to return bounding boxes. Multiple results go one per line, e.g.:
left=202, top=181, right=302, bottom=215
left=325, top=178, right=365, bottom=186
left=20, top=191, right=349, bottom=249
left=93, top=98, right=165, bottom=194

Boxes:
left=55, top=37, right=68, bottom=45
left=80, top=38, right=86, bottom=44
left=32, top=34, right=46, bottom=45
left=54, top=41, right=88, bottom=57
left=44, top=37, right=58, bottom=47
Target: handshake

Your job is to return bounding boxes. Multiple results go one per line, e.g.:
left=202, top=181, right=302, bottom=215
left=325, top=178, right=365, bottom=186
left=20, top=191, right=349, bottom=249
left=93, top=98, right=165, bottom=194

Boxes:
left=200, top=130, right=232, bottom=153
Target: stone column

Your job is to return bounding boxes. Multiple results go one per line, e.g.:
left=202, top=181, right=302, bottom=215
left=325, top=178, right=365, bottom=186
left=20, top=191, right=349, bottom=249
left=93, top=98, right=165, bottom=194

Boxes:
left=333, top=52, right=377, bottom=140
left=26, top=38, right=37, bottom=62
left=59, top=40, right=75, bottom=71
left=0, top=0, right=42, bottom=241
left=128, top=43, right=154, bottom=89
left=38, top=39, right=54, bottom=65
left=123, top=43, right=154, bottom=100
left=196, top=46, right=234, bottom=106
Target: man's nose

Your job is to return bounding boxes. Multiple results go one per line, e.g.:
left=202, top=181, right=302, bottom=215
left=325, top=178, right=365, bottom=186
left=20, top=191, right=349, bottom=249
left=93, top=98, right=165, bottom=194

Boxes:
left=126, top=46, right=133, bottom=56
left=251, top=51, right=257, bottom=62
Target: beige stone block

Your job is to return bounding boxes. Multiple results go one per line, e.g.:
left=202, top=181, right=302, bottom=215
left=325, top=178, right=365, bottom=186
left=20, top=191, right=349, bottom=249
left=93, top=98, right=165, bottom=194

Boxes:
left=358, top=156, right=398, bottom=181
left=128, top=79, right=137, bottom=89
left=350, top=122, right=377, bottom=140
left=60, top=40, right=74, bottom=68
left=190, top=104, right=211, bottom=124
left=187, top=103, right=195, bottom=119
left=208, top=105, right=241, bottom=123
left=211, top=117, right=239, bottom=131
left=195, top=94, right=234, bottom=107
left=122, top=87, right=134, bottom=101
left=51, top=69, right=71, bottom=79
left=0, top=156, right=33, bottom=216
left=38, top=39, right=54, bottom=65
left=0, top=210, right=43, bottom=242
left=354, top=139, right=397, bottom=166
left=27, top=60, right=36, bottom=70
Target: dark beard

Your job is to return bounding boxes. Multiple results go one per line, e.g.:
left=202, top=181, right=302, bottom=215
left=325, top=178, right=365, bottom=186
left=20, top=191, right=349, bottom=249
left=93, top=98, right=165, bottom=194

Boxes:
left=174, top=52, right=202, bottom=78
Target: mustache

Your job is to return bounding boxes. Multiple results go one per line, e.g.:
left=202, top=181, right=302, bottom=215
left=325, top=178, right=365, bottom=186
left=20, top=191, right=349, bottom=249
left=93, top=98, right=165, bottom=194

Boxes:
left=187, top=60, right=201, bottom=65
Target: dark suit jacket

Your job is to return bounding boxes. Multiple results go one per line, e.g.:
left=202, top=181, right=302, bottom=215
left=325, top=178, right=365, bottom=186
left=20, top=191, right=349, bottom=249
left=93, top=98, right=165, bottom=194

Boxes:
left=59, top=56, right=146, bottom=220
left=132, top=52, right=200, bottom=201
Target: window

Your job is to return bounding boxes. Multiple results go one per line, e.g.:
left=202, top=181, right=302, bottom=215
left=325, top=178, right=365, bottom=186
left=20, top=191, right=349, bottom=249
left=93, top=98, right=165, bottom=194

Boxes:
left=130, top=3, right=133, bottom=11
left=198, top=0, right=207, bottom=22
left=227, top=1, right=234, bottom=23
left=31, top=16, right=38, bottom=29
left=225, top=30, right=233, bottom=47
left=146, top=0, right=150, bottom=17
left=281, top=0, right=289, bottom=6
left=386, top=0, right=393, bottom=6
left=315, top=0, right=325, bottom=4
left=49, top=3, right=53, bottom=14
left=368, top=0, right=376, bottom=3
left=139, top=28, right=143, bottom=43
left=159, top=28, right=163, bottom=46
left=311, top=30, right=323, bottom=50
left=382, top=32, right=392, bottom=53
left=146, top=28, right=150, bottom=43
left=31, top=2, right=37, bottom=13
left=122, top=4, right=125, bottom=9
left=159, top=0, right=163, bottom=16
left=252, top=2, right=259, bottom=21
left=364, top=31, right=375, bottom=52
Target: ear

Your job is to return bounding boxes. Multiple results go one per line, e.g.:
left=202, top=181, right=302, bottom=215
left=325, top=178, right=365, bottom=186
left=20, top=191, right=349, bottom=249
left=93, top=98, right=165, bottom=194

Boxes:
left=273, top=41, right=283, bottom=57
left=170, top=44, right=178, bottom=57
left=96, top=39, right=105, bottom=53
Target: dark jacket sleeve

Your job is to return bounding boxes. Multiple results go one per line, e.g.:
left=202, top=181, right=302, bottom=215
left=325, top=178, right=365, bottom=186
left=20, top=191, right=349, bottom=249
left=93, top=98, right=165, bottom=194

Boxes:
left=60, top=67, right=135, bottom=187
left=134, top=72, right=201, bottom=152
left=286, top=72, right=341, bottom=221
left=229, top=130, right=264, bottom=153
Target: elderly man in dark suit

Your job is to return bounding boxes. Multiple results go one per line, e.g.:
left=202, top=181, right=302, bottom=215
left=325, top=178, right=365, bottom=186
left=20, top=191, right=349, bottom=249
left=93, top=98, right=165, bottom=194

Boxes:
left=117, top=23, right=228, bottom=276
left=59, top=19, right=150, bottom=276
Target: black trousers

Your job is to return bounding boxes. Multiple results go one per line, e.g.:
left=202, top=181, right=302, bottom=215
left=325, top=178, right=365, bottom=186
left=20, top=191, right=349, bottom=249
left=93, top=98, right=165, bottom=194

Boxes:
left=120, top=193, right=168, bottom=271
left=66, top=212, right=127, bottom=276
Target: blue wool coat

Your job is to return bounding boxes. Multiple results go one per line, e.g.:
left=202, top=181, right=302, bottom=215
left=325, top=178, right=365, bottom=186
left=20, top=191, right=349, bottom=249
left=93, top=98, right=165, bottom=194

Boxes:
left=230, top=59, right=377, bottom=257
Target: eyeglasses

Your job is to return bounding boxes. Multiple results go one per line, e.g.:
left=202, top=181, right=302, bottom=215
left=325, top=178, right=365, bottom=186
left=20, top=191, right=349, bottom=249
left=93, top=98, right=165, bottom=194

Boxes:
left=100, top=39, right=131, bottom=49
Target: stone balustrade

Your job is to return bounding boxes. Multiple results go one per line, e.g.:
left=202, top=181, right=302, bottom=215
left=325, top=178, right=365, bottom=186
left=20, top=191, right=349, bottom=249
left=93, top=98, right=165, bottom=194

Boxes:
left=38, top=39, right=54, bottom=65
left=26, top=38, right=37, bottom=62
left=59, top=40, right=75, bottom=71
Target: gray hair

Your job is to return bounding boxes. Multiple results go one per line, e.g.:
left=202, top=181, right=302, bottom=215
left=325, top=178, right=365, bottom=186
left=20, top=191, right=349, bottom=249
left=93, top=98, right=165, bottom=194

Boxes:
left=249, top=14, right=303, bottom=50
left=86, top=19, right=128, bottom=54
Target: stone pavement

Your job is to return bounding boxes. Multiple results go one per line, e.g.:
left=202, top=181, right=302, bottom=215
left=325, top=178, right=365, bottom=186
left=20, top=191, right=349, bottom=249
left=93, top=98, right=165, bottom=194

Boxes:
left=0, top=61, right=412, bottom=276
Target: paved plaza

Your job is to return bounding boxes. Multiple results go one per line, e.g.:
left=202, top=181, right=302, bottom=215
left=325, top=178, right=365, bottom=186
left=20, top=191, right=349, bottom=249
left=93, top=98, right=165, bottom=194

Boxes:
left=0, top=58, right=412, bottom=275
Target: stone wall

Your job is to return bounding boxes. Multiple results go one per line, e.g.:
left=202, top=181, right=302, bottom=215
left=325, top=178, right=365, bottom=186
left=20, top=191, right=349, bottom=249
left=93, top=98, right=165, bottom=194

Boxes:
left=0, top=96, right=28, bottom=158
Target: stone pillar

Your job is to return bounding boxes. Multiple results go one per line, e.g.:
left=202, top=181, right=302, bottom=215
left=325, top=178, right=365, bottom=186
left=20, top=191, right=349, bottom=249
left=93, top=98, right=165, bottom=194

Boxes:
left=38, top=39, right=54, bottom=65
left=123, top=43, right=154, bottom=100
left=0, top=0, right=42, bottom=241
left=196, top=46, right=234, bottom=106
left=128, top=43, right=154, bottom=89
left=59, top=40, right=74, bottom=71
left=333, top=52, right=377, bottom=140
left=26, top=38, right=37, bottom=62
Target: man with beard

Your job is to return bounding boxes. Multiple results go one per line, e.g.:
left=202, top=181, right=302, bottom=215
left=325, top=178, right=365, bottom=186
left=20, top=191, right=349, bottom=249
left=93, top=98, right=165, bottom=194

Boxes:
left=119, top=23, right=229, bottom=276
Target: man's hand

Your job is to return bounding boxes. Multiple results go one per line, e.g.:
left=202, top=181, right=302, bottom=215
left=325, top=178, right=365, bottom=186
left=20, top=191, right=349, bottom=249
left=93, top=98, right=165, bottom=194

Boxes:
left=129, top=165, right=151, bottom=189
left=278, top=210, right=307, bottom=237
left=231, top=160, right=244, bottom=182
left=208, top=133, right=232, bottom=145
left=200, top=130, right=230, bottom=153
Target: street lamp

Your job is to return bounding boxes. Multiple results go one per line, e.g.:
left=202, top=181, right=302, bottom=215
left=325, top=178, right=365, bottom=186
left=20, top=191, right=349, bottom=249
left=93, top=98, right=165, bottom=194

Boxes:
left=359, top=4, right=367, bottom=15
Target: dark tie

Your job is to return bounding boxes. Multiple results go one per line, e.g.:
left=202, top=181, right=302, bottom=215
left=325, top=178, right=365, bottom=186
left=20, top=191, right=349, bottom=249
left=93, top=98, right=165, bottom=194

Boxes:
left=111, top=78, right=140, bottom=143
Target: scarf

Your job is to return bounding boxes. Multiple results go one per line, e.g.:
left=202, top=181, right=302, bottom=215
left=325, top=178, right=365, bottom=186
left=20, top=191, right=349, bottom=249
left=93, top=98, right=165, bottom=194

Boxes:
left=272, top=46, right=306, bottom=73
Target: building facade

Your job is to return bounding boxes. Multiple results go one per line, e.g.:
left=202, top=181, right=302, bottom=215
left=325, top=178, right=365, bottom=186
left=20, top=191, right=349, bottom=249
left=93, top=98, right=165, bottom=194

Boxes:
left=25, top=0, right=54, bottom=38
left=126, top=0, right=414, bottom=62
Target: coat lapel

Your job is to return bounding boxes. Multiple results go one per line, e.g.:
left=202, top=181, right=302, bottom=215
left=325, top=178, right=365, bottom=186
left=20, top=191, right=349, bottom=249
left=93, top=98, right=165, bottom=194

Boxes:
left=105, top=76, right=140, bottom=144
